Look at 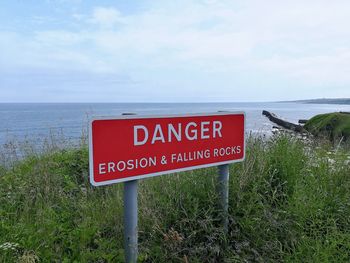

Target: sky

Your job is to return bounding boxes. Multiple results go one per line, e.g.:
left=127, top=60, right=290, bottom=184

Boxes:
left=1, top=0, right=350, bottom=102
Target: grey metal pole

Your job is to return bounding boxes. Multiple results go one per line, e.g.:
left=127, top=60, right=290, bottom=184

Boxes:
left=218, top=164, right=229, bottom=233
left=122, top=113, right=138, bottom=263
left=124, top=179, right=138, bottom=263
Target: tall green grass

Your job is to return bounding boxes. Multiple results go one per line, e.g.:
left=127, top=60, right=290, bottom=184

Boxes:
left=0, top=135, right=349, bottom=262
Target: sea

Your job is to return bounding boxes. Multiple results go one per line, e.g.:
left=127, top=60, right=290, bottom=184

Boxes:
left=1, top=102, right=350, bottom=147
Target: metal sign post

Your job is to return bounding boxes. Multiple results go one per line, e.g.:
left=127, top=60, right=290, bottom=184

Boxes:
left=88, top=112, right=245, bottom=262
left=123, top=180, right=138, bottom=263
left=122, top=113, right=138, bottom=263
left=218, top=164, right=230, bottom=233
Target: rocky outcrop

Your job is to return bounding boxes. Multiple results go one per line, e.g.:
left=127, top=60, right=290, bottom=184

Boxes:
left=262, top=110, right=305, bottom=133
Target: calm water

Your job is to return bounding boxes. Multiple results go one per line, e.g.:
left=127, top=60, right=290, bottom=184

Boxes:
left=1, top=102, right=350, bottom=146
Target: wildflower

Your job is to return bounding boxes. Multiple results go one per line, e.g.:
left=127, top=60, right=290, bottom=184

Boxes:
left=0, top=242, right=19, bottom=251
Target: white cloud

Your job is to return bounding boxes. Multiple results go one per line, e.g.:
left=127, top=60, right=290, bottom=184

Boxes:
left=256, top=50, right=350, bottom=85
left=89, top=7, right=125, bottom=29
left=2, top=0, right=350, bottom=101
left=34, top=30, right=84, bottom=46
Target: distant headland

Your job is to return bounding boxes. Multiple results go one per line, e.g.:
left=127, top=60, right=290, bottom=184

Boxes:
left=285, top=98, right=350, bottom=105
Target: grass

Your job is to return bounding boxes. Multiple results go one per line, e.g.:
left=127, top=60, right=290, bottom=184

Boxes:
left=304, top=112, right=350, bottom=141
left=0, top=135, right=349, bottom=262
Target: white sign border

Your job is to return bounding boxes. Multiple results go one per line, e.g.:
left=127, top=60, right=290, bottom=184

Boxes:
left=89, top=111, right=246, bottom=186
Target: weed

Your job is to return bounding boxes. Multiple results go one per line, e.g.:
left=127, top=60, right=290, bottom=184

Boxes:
left=0, top=134, right=349, bottom=262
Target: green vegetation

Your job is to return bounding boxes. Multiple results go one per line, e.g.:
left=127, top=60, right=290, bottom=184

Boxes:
left=304, top=112, right=350, bottom=141
left=0, top=135, right=350, bottom=262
